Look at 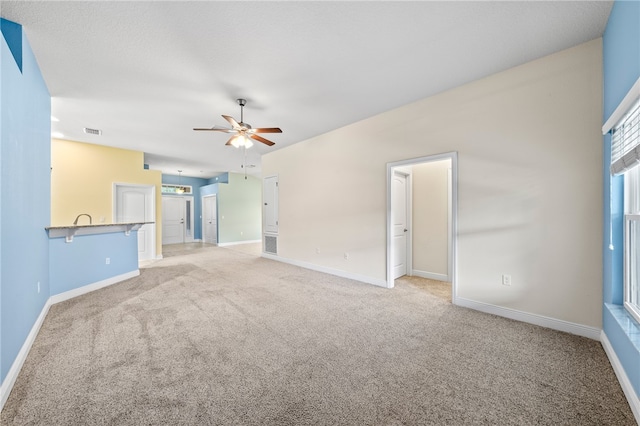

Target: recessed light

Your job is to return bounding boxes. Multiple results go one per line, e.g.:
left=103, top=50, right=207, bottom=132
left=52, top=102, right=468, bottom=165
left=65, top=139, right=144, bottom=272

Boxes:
left=51, top=116, right=59, bottom=122
left=51, top=132, right=64, bottom=138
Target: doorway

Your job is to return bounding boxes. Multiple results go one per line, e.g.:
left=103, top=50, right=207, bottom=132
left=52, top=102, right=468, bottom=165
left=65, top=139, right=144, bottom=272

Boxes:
left=387, top=152, right=457, bottom=300
left=202, top=195, right=218, bottom=245
left=162, top=195, right=194, bottom=245
left=113, top=183, right=156, bottom=261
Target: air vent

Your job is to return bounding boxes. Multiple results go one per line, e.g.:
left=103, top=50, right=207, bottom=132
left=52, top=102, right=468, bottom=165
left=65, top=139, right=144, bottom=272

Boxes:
left=83, top=127, right=102, bottom=136
left=264, top=235, right=277, bottom=255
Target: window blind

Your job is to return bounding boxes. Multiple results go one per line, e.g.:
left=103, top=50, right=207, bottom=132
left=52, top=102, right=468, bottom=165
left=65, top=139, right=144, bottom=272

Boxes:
left=611, top=99, right=640, bottom=175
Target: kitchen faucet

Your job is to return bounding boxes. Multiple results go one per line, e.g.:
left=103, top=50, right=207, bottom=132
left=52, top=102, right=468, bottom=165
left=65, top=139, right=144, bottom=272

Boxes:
left=73, top=213, right=92, bottom=225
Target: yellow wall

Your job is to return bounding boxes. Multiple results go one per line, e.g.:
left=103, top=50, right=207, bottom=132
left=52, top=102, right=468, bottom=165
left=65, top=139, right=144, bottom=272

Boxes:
left=51, top=138, right=163, bottom=256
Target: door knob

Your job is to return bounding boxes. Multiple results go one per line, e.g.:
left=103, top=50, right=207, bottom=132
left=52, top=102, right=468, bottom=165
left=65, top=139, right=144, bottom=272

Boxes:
left=404, top=229, right=408, bottom=232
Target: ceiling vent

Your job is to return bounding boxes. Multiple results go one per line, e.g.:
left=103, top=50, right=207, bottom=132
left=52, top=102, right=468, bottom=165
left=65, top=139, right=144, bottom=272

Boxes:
left=83, top=127, right=102, bottom=136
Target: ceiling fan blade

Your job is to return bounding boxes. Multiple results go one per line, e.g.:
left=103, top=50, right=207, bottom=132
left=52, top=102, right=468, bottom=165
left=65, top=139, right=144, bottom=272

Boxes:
left=252, top=127, right=282, bottom=134
left=193, top=126, right=235, bottom=133
left=250, top=134, right=276, bottom=146
left=222, top=114, right=241, bottom=129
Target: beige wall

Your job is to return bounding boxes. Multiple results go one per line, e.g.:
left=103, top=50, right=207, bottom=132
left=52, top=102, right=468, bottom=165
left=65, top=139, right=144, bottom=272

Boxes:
left=51, top=139, right=163, bottom=256
left=412, top=159, right=450, bottom=279
left=262, top=39, right=603, bottom=328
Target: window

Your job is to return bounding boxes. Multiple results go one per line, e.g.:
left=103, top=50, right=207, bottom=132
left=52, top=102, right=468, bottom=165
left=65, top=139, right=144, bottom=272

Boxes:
left=161, top=184, right=192, bottom=195
left=611, top=84, right=640, bottom=322
left=611, top=99, right=640, bottom=175
left=625, top=166, right=640, bottom=323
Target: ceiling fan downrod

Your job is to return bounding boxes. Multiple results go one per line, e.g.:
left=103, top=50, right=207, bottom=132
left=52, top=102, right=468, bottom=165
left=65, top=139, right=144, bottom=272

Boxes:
left=237, top=98, right=246, bottom=125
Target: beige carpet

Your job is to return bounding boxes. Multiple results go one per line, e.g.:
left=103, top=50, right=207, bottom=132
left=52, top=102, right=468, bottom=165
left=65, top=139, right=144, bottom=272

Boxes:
left=1, top=244, right=634, bottom=425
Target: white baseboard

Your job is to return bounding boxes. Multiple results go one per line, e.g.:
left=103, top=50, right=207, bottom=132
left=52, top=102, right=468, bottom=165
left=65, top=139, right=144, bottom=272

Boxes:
left=601, top=331, right=640, bottom=423
left=155, top=254, right=163, bottom=260
left=50, top=270, right=140, bottom=305
left=412, top=269, right=449, bottom=282
left=218, top=239, right=261, bottom=247
left=0, top=297, right=52, bottom=412
left=262, top=253, right=388, bottom=288
left=455, top=297, right=601, bottom=340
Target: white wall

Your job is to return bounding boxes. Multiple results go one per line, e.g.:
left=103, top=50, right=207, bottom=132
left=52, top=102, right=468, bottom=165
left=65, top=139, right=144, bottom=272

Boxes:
left=262, top=39, right=603, bottom=328
left=412, top=159, right=450, bottom=279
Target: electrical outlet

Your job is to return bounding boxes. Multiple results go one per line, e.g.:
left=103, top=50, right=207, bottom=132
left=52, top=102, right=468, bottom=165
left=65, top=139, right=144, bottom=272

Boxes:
left=106, top=257, right=110, bottom=265
left=316, top=247, right=320, bottom=254
left=502, top=274, right=511, bottom=286
left=240, top=231, right=243, bottom=236
left=37, top=281, right=40, bottom=293
left=344, top=252, right=349, bottom=260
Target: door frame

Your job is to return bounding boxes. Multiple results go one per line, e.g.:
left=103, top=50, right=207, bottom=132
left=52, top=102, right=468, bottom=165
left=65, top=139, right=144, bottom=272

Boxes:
left=113, top=182, right=156, bottom=260
left=386, top=152, right=458, bottom=301
left=202, top=194, right=218, bottom=245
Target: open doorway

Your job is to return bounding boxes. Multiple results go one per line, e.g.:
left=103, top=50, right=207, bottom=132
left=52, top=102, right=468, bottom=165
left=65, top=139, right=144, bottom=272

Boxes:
left=387, top=152, right=457, bottom=301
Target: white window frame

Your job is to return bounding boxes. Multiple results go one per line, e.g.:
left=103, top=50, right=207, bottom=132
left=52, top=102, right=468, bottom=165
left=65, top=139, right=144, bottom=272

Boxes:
left=607, top=76, right=640, bottom=323
left=625, top=166, right=640, bottom=324
left=161, top=184, right=192, bottom=195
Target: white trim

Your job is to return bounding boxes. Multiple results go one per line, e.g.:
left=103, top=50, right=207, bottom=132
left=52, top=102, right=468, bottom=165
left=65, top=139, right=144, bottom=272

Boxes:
left=603, top=76, right=640, bottom=135
left=601, top=331, right=640, bottom=424
left=412, top=269, right=449, bottom=282
left=454, top=297, right=601, bottom=340
left=50, top=270, right=139, bottom=305
left=0, top=298, right=52, bottom=412
left=218, top=239, right=261, bottom=247
left=262, top=253, right=388, bottom=288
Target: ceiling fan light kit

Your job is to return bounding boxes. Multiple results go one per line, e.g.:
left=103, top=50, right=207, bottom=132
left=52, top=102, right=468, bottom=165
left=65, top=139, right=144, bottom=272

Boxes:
left=193, top=98, right=282, bottom=149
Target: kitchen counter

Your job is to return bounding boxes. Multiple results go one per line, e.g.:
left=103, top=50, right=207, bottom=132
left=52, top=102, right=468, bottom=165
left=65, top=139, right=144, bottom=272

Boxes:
left=45, top=222, right=154, bottom=243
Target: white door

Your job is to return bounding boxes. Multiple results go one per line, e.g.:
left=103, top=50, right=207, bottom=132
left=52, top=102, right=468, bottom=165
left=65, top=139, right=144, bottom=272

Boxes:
left=392, top=171, right=409, bottom=279
left=203, top=195, right=217, bottom=244
left=162, top=196, right=185, bottom=245
left=115, top=184, right=155, bottom=261
left=264, top=176, right=279, bottom=234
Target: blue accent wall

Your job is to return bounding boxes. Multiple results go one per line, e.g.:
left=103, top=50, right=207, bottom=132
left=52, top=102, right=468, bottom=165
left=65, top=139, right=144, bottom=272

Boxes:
left=0, top=19, right=22, bottom=73
left=602, top=0, right=640, bottom=397
left=49, top=232, right=138, bottom=295
left=0, top=19, right=51, bottom=383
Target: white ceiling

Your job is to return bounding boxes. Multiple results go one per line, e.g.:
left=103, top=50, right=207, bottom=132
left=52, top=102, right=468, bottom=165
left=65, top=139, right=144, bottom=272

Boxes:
left=2, top=1, right=612, bottom=178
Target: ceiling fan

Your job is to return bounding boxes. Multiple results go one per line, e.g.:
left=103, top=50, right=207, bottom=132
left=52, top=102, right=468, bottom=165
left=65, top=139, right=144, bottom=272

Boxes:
left=193, top=99, right=282, bottom=148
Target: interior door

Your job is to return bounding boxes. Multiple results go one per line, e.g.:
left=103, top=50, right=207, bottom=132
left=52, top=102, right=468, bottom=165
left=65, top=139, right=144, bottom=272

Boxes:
left=115, top=184, right=155, bottom=261
left=203, top=195, right=217, bottom=244
left=162, top=196, right=185, bottom=245
left=264, top=176, right=279, bottom=234
left=392, top=171, right=409, bottom=279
